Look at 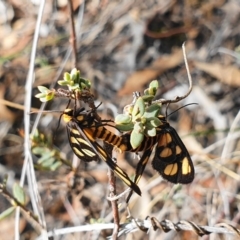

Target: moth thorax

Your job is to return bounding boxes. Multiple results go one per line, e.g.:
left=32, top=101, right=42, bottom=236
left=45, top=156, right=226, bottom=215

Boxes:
left=158, top=115, right=165, bottom=120
left=76, top=115, right=85, bottom=122
left=158, top=115, right=167, bottom=124
left=63, top=114, right=73, bottom=123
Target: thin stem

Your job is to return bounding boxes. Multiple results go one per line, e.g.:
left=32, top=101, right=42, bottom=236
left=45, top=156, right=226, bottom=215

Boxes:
left=0, top=184, right=44, bottom=234
left=68, top=0, right=78, bottom=67
left=106, top=144, right=120, bottom=240
left=155, top=42, right=193, bottom=105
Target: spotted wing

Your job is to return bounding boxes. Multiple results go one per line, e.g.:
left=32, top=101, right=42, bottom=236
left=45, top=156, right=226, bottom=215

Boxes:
left=152, top=126, right=194, bottom=184
left=126, top=146, right=154, bottom=203
left=67, top=121, right=141, bottom=195
left=67, top=121, right=98, bottom=162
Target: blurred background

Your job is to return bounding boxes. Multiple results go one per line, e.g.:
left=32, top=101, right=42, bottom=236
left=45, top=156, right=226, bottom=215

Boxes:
left=0, top=0, right=240, bottom=239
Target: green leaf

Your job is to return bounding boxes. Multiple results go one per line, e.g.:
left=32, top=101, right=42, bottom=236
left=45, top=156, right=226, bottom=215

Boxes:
left=40, top=157, right=55, bottom=168
left=69, top=83, right=80, bottom=90
left=123, top=105, right=134, bottom=115
left=39, top=97, right=49, bottom=102
left=145, top=117, right=162, bottom=128
left=13, top=184, right=26, bottom=205
left=50, top=161, right=62, bottom=171
left=145, top=126, right=156, bottom=137
left=57, top=80, right=68, bottom=86
left=141, top=117, right=146, bottom=125
left=149, top=80, right=159, bottom=89
left=144, top=80, right=159, bottom=97
left=133, top=122, right=144, bottom=133
left=148, top=87, right=157, bottom=96
left=132, top=97, right=145, bottom=121
left=83, top=78, right=91, bottom=88
left=64, top=72, right=71, bottom=81
left=37, top=86, right=49, bottom=93
left=58, top=68, right=91, bottom=92
left=32, top=147, right=46, bottom=155
left=35, top=92, right=46, bottom=99
left=80, top=82, right=86, bottom=89
left=0, top=207, right=15, bottom=220
left=3, top=175, right=8, bottom=187
left=35, top=86, right=54, bottom=101
left=130, top=130, right=144, bottom=149
left=149, top=117, right=162, bottom=127
left=115, top=114, right=132, bottom=125
left=115, top=122, right=134, bottom=131
left=45, top=92, right=54, bottom=101
left=130, top=122, right=145, bottom=147
left=143, top=104, right=161, bottom=118
left=142, top=94, right=154, bottom=102
left=32, top=129, right=40, bottom=138
left=37, top=152, right=53, bottom=164
left=70, top=68, right=78, bottom=81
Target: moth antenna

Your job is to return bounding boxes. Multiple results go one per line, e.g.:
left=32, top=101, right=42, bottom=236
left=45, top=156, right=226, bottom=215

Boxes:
left=54, top=112, right=64, bottom=139
left=29, top=110, right=63, bottom=114
left=166, top=103, right=198, bottom=118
